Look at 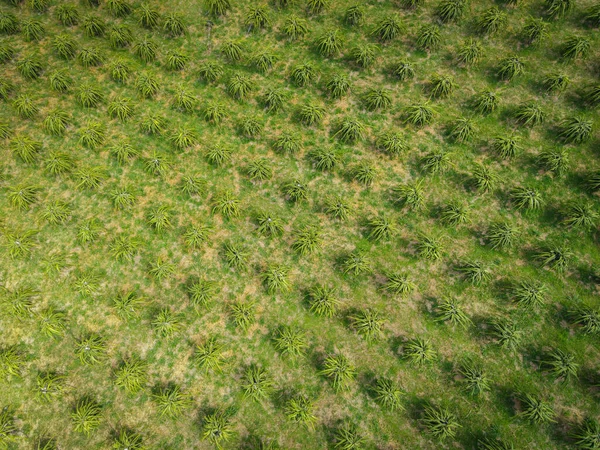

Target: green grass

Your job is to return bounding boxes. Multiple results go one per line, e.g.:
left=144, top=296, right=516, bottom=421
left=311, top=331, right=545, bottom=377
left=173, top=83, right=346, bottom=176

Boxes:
left=0, top=0, right=598, bottom=449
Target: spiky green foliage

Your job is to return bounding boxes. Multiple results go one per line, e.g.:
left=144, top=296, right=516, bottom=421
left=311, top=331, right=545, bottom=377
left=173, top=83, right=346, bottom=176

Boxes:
left=472, top=164, right=497, bottom=192
left=256, top=212, right=284, bottom=237
left=392, top=60, right=415, bottom=81
left=10, top=135, right=41, bottom=163
left=285, top=394, right=316, bottom=428
left=417, top=234, right=443, bottom=260
left=315, top=29, right=342, bottom=57
left=0, top=12, right=19, bottom=34
left=16, top=56, right=43, bottom=79
left=366, top=215, right=393, bottom=241
left=78, top=122, right=105, bottom=149
left=393, top=180, right=424, bottom=210
left=274, top=326, right=307, bottom=357
left=112, top=290, right=144, bottom=319
left=245, top=6, right=271, bottom=31
left=153, top=385, right=191, bottom=418
left=22, top=19, right=44, bottom=41
left=108, top=60, right=131, bottom=83
left=172, top=89, right=197, bottom=114
left=240, top=116, right=263, bottom=138
left=38, top=308, right=67, bottom=337
left=521, top=17, right=548, bottom=46
left=3, top=286, right=37, bottom=317
left=187, top=278, right=216, bottom=309
left=138, top=3, right=160, bottom=28
left=77, top=219, right=101, bottom=244
left=115, top=358, right=148, bottom=393
left=205, top=0, right=231, bottom=16
left=351, top=161, right=376, bottom=186
left=562, top=36, right=590, bottom=60
left=152, top=308, right=182, bottom=337
left=535, top=245, right=571, bottom=271
left=111, top=142, right=139, bottom=164
left=139, top=113, right=166, bottom=136
left=202, top=411, right=233, bottom=447
left=82, top=14, right=105, bottom=37
left=350, top=309, right=383, bottom=341
left=107, top=0, right=131, bottom=17
left=71, top=398, right=102, bottom=435
left=308, top=285, right=339, bottom=317
left=437, top=298, right=471, bottom=328
left=165, top=50, right=188, bottom=71
left=437, top=0, right=466, bottom=23
left=474, top=90, right=499, bottom=114
left=163, top=13, right=185, bottom=36
left=298, top=104, right=325, bottom=126
left=242, top=366, right=272, bottom=401
left=543, top=348, right=578, bottom=381
left=422, top=405, right=461, bottom=441
left=342, top=251, right=370, bottom=276
left=73, top=273, right=100, bottom=296
left=195, top=337, right=224, bottom=372
left=282, top=179, right=307, bottom=203
left=344, top=5, right=364, bottom=25
left=416, top=24, right=440, bottom=51
left=42, top=200, right=71, bottom=224
left=261, top=88, right=285, bottom=113
left=440, top=202, right=468, bottom=226
left=134, top=39, right=157, bottom=63
left=382, top=272, right=415, bottom=297
left=492, top=135, right=521, bottom=159
left=491, top=317, right=522, bottom=349
left=134, top=73, right=160, bottom=98
left=262, top=264, right=290, bottom=293
left=212, top=190, right=241, bottom=218
left=227, top=73, right=254, bottom=100
left=220, top=39, right=243, bottom=61
left=572, top=419, right=600, bottom=450
left=457, top=39, right=484, bottom=65
left=204, top=145, right=230, bottom=167
left=43, top=110, right=69, bottom=136
left=515, top=103, right=544, bottom=127
left=309, top=147, right=338, bottom=171
left=488, top=222, right=517, bottom=249
left=478, top=7, right=507, bottom=35
left=112, top=429, right=144, bottom=450
left=333, top=424, right=364, bottom=450
left=0, top=407, right=16, bottom=448
left=558, top=116, right=593, bottom=144
left=52, top=34, right=76, bottom=60
left=77, top=47, right=104, bottom=67
left=586, top=3, right=600, bottom=26
left=76, top=83, right=103, bottom=108
left=334, top=118, right=365, bottom=143
left=148, top=257, right=175, bottom=281
left=325, top=73, right=351, bottom=99
left=198, top=62, right=223, bottom=83
left=563, top=201, right=598, bottom=229
left=449, top=117, right=475, bottom=143
left=373, top=377, right=403, bottom=411
left=0, top=346, right=23, bottom=377
left=404, top=102, right=434, bottom=127
left=513, top=280, right=547, bottom=308
left=35, top=372, right=65, bottom=401
left=146, top=205, right=173, bottom=233
left=422, top=150, right=452, bottom=174
left=372, top=15, right=402, bottom=42
left=511, top=187, right=542, bottom=210
left=545, top=0, right=573, bottom=19
left=108, top=97, right=134, bottom=122
left=291, top=63, right=317, bottom=87
left=12, top=94, right=38, bottom=119
left=307, top=0, right=329, bottom=14
left=55, top=5, right=79, bottom=26
left=429, top=74, right=456, bottom=99
left=0, top=44, right=14, bottom=63
left=251, top=51, right=276, bottom=73
left=230, top=301, right=255, bottom=329
left=376, top=131, right=407, bottom=157
left=497, top=56, right=524, bottom=81
left=282, top=15, right=309, bottom=40
left=292, top=226, right=322, bottom=255
left=584, top=84, right=600, bottom=106
left=108, top=25, right=133, bottom=49
left=75, top=166, right=106, bottom=190
left=321, top=354, right=356, bottom=391
left=75, top=334, right=105, bottom=364
left=404, top=337, right=436, bottom=365
left=224, top=243, right=248, bottom=269
left=520, top=393, right=555, bottom=424
left=363, top=88, right=391, bottom=111
left=110, top=235, right=139, bottom=261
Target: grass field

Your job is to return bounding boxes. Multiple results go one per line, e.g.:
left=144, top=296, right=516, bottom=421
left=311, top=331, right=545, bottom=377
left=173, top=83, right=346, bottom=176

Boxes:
left=0, top=0, right=599, bottom=448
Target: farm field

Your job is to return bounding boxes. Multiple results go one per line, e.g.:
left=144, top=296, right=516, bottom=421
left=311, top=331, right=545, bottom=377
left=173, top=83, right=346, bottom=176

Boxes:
left=0, top=0, right=599, bottom=448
